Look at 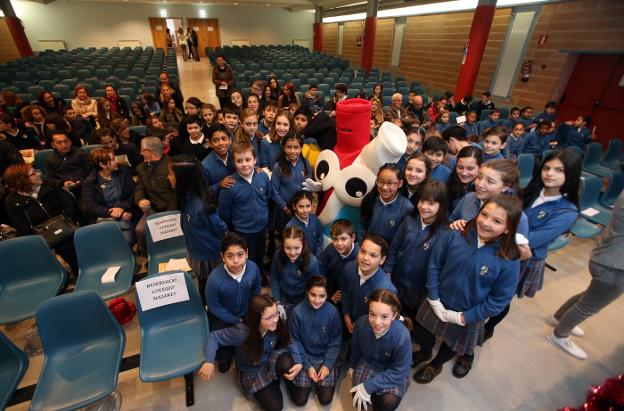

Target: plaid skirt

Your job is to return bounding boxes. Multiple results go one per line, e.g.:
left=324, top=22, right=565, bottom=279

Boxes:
left=293, top=357, right=340, bottom=388
left=415, top=301, right=484, bottom=356
left=515, top=259, right=545, bottom=298
left=238, top=349, right=284, bottom=395
left=352, top=360, right=409, bottom=398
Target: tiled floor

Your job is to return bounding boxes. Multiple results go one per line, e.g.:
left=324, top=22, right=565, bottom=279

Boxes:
left=4, top=54, right=623, bottom=411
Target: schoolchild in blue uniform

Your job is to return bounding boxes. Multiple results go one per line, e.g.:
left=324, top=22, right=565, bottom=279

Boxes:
left=318, top=218, right=359, bottom=302
left=462, top=110, right=479, bottom=138
left=533, top=101, right=557, bottom=125
left=502, top=106, right=521, bottom=130
left=447, top=146, right=483, bottom=213
left=237, top=108, right=268, bottom=168
left=360, top=163, right=414, bottom=243
left=349, top=289, right=412, bottom=411
left=386, top=181, right=449, bottom=319
left=168, top=154, right=227, bottom=305
left=205, top=233, right=262, bottom=373
left=434, top=110, right=452, bottom=134
left=200, top=124, right=235, bottom=195
left=270, top=226, right=321, bottom=315
left=260, top=108, right=292, bottom=172
left=341, top=234, right=397, bottom=335
left=516, top=106, right=535, bottom=130
left=199, top=295, right=303, bottom=411
left=286, top=191, right=323, bottom=256
left=218, top=141, right=271, bottom=270
left=396, top=126, right=424, bottom=171
left=399, top=152, right=431, bottom=207
left=288, top=276, right=342, bottom=406
left=523, top=120, right=557, bottom=155
left=272, top=133, right=312, bottom=231
left=503, top=122, right=526, bottom=162
left=480, top=126, right=507, bottom=162
left=412, top=195, right=521, bottom=383
left=556, top=115, right=594, bottom=150
left=257, top=100, right=277, bottom=136
left=477, top=108, right=501, bottom=135
left=422, top=136, right=452, bottom=183
left=484, top=149, right=581, bottom=336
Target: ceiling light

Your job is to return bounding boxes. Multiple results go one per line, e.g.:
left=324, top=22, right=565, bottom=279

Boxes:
left=199, top=9, right=207, bottom=17
left=322, top=12, right=366, bottom=23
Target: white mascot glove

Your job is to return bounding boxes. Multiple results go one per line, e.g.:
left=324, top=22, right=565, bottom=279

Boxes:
left=427, top=298, right=448, bottom=322
left=277, top=303, right=287, bottom=320
left=302, top=177, right=322, bottom=192
left=261, top=167, right=272, bottom=180
left=350, top=383, right=371, bottom=411
left=444, top=310, right=465, bottom=326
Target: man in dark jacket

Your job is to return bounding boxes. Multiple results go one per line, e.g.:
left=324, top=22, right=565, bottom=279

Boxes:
left=134, top=137, right=176, bottom=256
left=46, top=131, right=90, bottom=195
left=212, top=55, right=235, bottom=109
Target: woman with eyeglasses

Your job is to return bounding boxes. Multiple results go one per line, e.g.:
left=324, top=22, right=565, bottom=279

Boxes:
left=3, top=163, right=80, bottom=274
left=200, top=294, right=303, bottom=411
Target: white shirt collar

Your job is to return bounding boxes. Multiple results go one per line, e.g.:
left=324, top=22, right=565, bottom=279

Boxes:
left=189, top=133, right=204, bottom=145
left=240, top=170, right=254, bottom=184
left=532, top=188, right=562, bottom=208
left=358, top=266, right=376, bottom=285
left=215, top=152, right=228, bottom=166
left=224, top=263, right=246, bottom=283
left=477, top=237, right=486, bottom=248
left=379, top=194, right=399, bottom=207
left=420, top=217, right=430, bottom=230
left=340, top=242, right=355, bottom=259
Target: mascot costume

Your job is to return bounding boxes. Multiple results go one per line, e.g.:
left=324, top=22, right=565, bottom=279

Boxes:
left=303, top=98, right=407, bottom=242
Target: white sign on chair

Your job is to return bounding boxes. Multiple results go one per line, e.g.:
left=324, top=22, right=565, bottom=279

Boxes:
left=147, top=213, right=184, bottom=242
left=136, top=272, right=190, bottom=311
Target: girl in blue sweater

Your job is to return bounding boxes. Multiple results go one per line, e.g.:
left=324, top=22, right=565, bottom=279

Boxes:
left=270, top=226, right=320, bottom=316
left=399, top=152, right=431, bottom=207
left=168, top=154, right=227, bottom=305
left=360, top=163, right=414, bottom=243
left=200, top=294, right=302, bottom=411
left=484, top=149, right=581, bottom=336
left=288, top=275, right=342, bottom=406
left=412, top=195, right=521, bottom=383
left=286, top=191, right=323, bottom=256
left=386, top=181, right=449, bottom=320
left=205, top=233, right=262, bottom=374
left=349, top=289, right=412, bottom=411
left=446, top=145, right=483, bottom=213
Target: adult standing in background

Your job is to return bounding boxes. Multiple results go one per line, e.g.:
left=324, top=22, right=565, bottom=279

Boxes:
left=165, top=28, right=173, bottom=48
left=191, top=28, right=200, bottom=61
left=177, top=27, right=188, bottom=61
left=186, top=28, right=195, bottom=61
left=212, top=56, right=235, bottom=110
left=547, top=191, right=624, bottom=360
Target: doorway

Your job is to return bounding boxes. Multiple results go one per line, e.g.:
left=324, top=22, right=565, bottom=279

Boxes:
left=148, top=17, right=183, bottom=55
left=186, top=18, right=221, bottom=57
left=557, top=54, right=624, bottom=147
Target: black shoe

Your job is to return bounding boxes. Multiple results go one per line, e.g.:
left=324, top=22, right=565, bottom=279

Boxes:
left=413, top=364, right=442, bottom=384
left=412, top=351, right=432, bottom=368
left=452, top=355, right=473, bottom=378
left=218, top=358, right=232, bottom=374
left=483, top=328, right=494, bottom=342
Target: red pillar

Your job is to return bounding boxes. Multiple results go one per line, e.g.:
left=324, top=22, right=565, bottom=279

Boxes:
left=360, top=16, right=376, bottom=75
left=313, top=23, right=323, bottom=52
left=454, top=0, right=497, bottom=99
left=4, top=17, right=33, bottom=58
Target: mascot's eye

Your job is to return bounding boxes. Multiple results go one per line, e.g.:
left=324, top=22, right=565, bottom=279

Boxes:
left=345, top=177, right=368, bottom=199
left=316, top=160, right=330, bottom=180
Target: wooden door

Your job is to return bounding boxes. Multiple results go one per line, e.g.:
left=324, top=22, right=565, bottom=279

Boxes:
left=187, top=18, right=221, bottom=57
left=557, top=54, right=624, bottom=147
left=148, top=17, right=169, bottom=51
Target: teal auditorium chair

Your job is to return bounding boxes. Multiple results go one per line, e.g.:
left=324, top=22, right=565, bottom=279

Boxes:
left=74, top=223, right=136, bottom=300
left=582, top=143, right=613, bottom=179
left=136, top=271, right=208, bottom=382
left=34, top=149, right=54, bottom=176
left=0, top=332, right=29, bottom=410
left=601, top=139, right=622, bottom=170
left=29, top=291, right=126, bottom=411
left=578, top=174, right=613, bottom=227
left=518, top=153, right=535, bottom=188
left=0, top=236, right=67, bottom=325
left=571, top=175, right=605, bottom=239
left=145, top=211, right=188, bottom=276
left=601, top=171, right=623, bottom=208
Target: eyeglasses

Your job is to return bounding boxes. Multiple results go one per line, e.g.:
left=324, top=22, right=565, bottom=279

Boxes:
left=376, top=179, right=400, bottom=188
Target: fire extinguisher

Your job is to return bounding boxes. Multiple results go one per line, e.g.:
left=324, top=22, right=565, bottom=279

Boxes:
left=356, top=34, right=362, bottom=47
left=521, top=60, right=533, bottom=83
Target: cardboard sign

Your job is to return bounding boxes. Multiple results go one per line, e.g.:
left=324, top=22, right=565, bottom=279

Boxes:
left=136, top=272, right=190, bottom=311
left=146, top=213, right=183, bottom=242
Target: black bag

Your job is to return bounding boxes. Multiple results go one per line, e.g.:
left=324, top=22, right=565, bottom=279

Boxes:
left=24, top=200, right=78, bottom=248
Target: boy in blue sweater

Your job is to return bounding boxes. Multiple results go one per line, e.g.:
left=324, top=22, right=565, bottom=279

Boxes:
left=502, top=106, right=521, bottom=130
left=319, top=219, right=360, bottom=303
left=481, top=126, right=506, bottom=162
left=201, top=124, right=235, bottom=194
left=205, top=233, right=262, bottom=373
left=557, top=115, right=595, bottom=150
left=477, top=108, right=501, bottom=135
left=422, top=136, right=451, bottom=183
left=534, top=101, right=557, bottom=125
left=523, top=120, right=557, bottom=155
left=218, top=141, right=272, bottom=270
left=341, top=234, right=397, bottom=334
left=504, top=122, right=525, bottom=162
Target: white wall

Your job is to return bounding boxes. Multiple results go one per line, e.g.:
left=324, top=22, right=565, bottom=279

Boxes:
left=12, top=0, right=315, bottom=51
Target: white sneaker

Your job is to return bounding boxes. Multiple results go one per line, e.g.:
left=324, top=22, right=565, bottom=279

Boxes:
left=547, top=332, right=588, bottom=360
left=545, top=315, right=585, bottom=337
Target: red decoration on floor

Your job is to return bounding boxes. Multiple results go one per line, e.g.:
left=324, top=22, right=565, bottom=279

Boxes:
left=559, top=375, right=624, bottom=411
